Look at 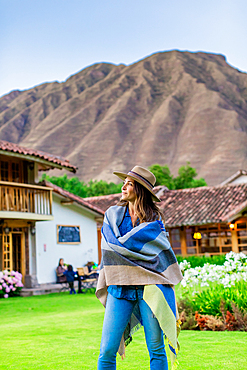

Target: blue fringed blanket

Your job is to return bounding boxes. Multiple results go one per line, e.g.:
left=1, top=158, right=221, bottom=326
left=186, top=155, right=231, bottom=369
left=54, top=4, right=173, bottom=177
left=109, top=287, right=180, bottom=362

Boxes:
left=96, top=205, right=183, bottom=368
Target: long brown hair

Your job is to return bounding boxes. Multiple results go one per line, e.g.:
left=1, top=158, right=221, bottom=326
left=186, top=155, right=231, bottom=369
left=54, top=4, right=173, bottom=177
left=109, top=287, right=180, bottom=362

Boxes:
left=117, top=180, right=165, bottom=223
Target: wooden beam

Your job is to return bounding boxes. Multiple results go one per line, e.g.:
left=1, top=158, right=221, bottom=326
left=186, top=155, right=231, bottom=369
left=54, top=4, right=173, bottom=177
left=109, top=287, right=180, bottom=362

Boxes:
left=180, top=228, right=187, bottom=256
left=231, top=230, right=239, bottom=253
left=97, top=228, right=102, bottom=265
left=1, top=220, right=30, bottom=227
left=0, top=150, right=75, bottom=173
left=0, top=211, right=54, bottom=221
left=0, top=180, right=53, bottom=190
left=95, top=217, right=104, bottom=223
left=21, top=231, right=26, bottom=282
left=61, top=200, right=74, bottom=205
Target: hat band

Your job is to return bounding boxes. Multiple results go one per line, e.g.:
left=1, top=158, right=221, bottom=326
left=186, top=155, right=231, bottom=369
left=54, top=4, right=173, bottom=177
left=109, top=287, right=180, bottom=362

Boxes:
left=128, top=171, right=154, bottom=190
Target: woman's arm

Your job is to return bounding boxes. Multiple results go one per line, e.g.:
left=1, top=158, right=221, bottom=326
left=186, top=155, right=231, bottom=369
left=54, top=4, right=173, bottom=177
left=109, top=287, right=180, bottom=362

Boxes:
left=57, top=265, right=65, bottom=276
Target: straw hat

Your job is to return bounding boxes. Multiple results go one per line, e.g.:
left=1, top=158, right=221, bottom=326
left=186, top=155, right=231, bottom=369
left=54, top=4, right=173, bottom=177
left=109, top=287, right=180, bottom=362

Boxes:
left=113, top=165, right=160, bottom=202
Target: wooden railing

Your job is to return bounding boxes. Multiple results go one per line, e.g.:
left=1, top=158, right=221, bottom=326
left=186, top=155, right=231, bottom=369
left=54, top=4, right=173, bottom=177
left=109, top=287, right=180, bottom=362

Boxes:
left=0, top=181, right=52, bottom=215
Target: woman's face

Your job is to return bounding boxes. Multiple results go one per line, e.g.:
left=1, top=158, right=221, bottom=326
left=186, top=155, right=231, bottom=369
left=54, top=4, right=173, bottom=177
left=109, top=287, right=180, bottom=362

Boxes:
left=60, top=259, right=64, bottom=266
left=121, top=177, right=137, bottom=203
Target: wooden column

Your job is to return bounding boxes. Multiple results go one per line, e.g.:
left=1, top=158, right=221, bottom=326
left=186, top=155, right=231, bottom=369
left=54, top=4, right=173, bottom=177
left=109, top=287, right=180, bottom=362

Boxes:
left=97, top=228, right=102, bottom=265
left=180, top=228, right=187, bottom=256
left=231, top=230, right=239, bottom=253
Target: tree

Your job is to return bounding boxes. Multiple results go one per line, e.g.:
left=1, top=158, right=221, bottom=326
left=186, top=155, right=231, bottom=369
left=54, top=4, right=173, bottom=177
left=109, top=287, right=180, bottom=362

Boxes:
left=40, top=161, right=206, bottom=198
left=41, top=174, right=122, bottom=198
left=174, top=162, right=207, bottom=189
left=148, top=164, right=175, bottom=189
left=149, top=162, right=207, bottom=189
left=65, top=177, right=88, bottom=198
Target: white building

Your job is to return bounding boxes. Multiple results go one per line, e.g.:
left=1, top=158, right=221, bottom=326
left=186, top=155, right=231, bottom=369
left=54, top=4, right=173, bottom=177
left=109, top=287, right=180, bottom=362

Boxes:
left=34, top=182, right=104, bottom=285
left=0, top=140, right=103, bottom=288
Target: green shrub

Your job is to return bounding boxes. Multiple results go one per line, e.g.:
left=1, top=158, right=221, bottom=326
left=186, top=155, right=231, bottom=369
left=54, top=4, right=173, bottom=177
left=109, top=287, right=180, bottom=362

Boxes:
left=178, top=280, right=247, bottom=317
left=194, top=281, right=247, bottom=315
left=176, top=254, right=226, bottom=267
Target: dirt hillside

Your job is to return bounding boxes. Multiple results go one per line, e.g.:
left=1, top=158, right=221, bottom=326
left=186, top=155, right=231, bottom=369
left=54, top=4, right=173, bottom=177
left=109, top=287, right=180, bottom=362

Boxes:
left=1, top=50, right=247, bottom=185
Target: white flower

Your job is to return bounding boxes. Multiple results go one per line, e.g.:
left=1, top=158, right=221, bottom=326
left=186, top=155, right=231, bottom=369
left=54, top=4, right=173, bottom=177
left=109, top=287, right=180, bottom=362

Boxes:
left=179, top=252, right=247, bottom=289
left=179, top=260, right=191, bottom=274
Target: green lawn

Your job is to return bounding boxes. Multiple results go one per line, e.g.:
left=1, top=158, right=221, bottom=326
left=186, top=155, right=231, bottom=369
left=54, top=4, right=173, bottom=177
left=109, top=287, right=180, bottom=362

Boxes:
left=0, top=293, right=246, bottom=370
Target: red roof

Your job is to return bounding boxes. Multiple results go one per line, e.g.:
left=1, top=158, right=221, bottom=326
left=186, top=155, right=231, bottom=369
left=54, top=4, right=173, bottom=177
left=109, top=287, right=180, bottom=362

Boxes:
left=0, top=140, right=77, bottom=173
left=83, top=186, right=167, bottom=213
left=46, top=181, right=104, bottom=216
left=84, top=193, right=121, bottom=213
left=159, top=184, right=247, bottom=227
left=84, top=184, right=247, bottom=227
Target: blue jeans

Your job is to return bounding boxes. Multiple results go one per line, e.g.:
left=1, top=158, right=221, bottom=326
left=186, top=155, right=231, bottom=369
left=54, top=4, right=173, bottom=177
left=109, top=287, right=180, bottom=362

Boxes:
left=98, top=292, right=168, bottom=370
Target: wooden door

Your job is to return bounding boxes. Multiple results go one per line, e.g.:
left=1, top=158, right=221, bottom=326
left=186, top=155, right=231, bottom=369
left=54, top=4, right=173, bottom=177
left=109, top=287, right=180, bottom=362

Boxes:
left=2, top=231, right=25, bottom=278
left=2, top=232, right=12, bottom=271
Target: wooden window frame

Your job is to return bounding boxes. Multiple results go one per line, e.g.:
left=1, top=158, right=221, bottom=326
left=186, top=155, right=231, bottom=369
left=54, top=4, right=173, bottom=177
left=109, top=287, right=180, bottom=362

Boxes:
left=57, top=225, right=81, bottom=245
left=235, top=220, right=247, bottom=251
left=169, top=228, right=182, bottom=255
left=194, top=224, right=232, bottom=255
left=0, top=156, right=23, bottom=183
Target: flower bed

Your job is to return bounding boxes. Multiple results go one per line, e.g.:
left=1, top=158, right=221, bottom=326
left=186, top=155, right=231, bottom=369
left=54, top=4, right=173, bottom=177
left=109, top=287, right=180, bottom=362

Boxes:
left=0, top=270, right=24, bottom=298
left=177, top=252, right=247, bottom=331
left=180, top=251, right=247, bottom=288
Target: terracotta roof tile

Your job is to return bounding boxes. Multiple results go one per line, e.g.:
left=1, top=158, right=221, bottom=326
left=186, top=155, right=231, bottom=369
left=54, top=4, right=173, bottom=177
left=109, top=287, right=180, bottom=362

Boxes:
left=159, top=184, right=247, bottom=227
left=84, top=184, right=247, bottom=227
left=83, top=186, right=166, bottom=213
left=84, top=193, right=121, bottom=213
left=45, top=181, right=104, bottom=216
left=0, top=140, right=77, bottom=172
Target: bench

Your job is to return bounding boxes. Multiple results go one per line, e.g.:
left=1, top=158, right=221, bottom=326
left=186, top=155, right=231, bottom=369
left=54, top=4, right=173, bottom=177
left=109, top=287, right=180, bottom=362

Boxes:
left=55, top=267, right=70, bottom=292
left=77, top=267, right=98, bottom=293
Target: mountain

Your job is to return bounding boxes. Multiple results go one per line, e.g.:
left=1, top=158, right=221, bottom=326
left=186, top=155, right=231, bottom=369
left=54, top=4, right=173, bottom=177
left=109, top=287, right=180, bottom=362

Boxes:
left=1, top=50, right=247, bottom=185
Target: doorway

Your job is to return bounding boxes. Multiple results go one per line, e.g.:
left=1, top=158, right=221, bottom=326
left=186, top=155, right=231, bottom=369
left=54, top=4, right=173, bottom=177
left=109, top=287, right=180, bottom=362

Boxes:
left=2, top=230, right=25, bottom=278
left=12, top=233, right=22, bottom=272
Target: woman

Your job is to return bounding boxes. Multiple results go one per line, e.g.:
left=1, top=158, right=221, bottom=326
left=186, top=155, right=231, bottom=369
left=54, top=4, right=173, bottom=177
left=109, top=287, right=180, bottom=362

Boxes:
left=56, top=258, right=67, bottom=283
left=96, top=166, right=183, bottom=370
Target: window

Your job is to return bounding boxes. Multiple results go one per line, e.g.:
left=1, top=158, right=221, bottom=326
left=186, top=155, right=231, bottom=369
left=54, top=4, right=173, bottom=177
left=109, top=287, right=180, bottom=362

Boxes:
left=236, top=221, right=247, bottom=252
left=1, top=161, right=9, bottom=181
left=0, top=159, right=22, bottom=182
left=196, top=224, right=232, bottom=254
left=169, top=224, right=234, bottom=256
left=12, top=162, right=20, bottom=182
left=169, top=228, right=181, bottom=255
left=186, top=228, right=197, bottom=254
left=198, top=227, right=220, bottom=253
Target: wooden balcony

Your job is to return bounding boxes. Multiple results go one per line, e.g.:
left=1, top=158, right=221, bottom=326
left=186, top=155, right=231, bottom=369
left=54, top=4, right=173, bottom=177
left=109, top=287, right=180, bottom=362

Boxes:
left=0, top=181, right=53, bottom=221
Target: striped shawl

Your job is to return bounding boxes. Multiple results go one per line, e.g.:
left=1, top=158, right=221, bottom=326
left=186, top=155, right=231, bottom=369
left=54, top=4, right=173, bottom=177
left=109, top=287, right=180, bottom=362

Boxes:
left=96, top=205, right=183, bottom=368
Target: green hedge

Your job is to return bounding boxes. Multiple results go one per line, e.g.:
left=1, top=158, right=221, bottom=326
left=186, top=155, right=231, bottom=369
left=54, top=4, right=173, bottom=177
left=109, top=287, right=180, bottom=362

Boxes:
left=176, top=254, right=226, bottom=267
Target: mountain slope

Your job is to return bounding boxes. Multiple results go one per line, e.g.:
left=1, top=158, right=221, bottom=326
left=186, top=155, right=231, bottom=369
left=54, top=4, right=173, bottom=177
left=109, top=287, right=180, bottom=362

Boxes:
left=1, top=50, right=247, bottom=185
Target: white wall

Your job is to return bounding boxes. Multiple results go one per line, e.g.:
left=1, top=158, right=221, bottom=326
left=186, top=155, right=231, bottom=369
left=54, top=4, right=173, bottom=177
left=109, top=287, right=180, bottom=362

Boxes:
left=35, top=194, right=99, bottom=284
left=231, top=175, right=247, bottom=185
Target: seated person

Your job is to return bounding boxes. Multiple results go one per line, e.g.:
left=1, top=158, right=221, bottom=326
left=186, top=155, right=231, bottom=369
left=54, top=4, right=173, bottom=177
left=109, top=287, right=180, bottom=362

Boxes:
left=56, top=258, right=67, bottom=283
left=63, top=265, right=76, bottom=294
left=84, top=262, right=99, bottom=279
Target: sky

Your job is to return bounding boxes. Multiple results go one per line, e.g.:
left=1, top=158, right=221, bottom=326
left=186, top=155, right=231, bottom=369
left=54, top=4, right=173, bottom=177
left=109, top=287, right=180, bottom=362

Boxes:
left=1, top=0, right=247, bottom=98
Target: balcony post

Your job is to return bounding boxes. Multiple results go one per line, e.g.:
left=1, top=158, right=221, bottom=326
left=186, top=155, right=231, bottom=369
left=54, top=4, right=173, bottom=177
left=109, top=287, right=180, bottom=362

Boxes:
left=49, top=189, right=53, bottom=215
